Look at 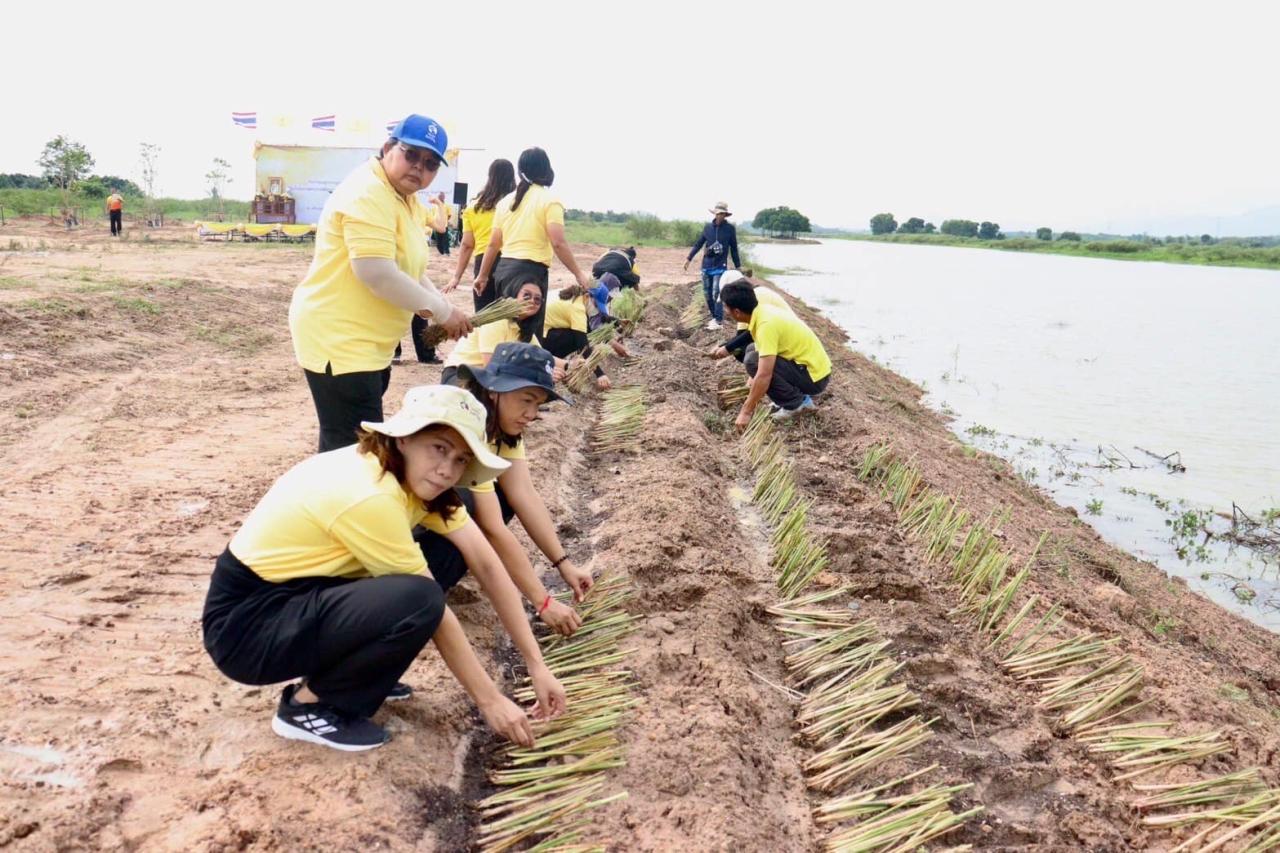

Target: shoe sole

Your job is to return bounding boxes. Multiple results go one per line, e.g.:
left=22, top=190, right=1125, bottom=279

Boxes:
left=384, top=692, right=411, bottom=702
left=271, top=714, right=386, bottom=752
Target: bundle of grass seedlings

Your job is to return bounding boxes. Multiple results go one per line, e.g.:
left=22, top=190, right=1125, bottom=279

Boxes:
left=852, top=443, right=1280, bottom=847
left=679, top=285, right=708, bottom=332
left=592, top=386, right=647, bottom=454
left=586, top=323, right=617, bottom=347
left=420, top=297, right=525, bottom=348
left=746, top=417, right=980, bottom=850
left=475, top=573, right=637, bottom=852
left=717, top=374, right=749, bottom=410
left=609, top=289, right=645, bottom=325
left=565, top=347, right=613, bottom=394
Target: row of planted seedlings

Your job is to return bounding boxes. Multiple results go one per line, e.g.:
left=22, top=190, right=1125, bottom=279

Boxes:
left=741, top=411, right=983, bottom=852
left=473, top=295, right=653, bottom=852
left=473, top=575, right=637, bottom=852
left=854, top=442, right=1280, bottom=851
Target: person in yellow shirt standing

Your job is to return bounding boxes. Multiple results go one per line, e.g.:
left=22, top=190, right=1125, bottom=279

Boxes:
left=289, top=113, right=472, bottom=452
left=718, top=280, right=833, bottom=427
left=105, top=190, right=124, bottom=237
left=445, top=159, right=516, bottom=310
left=202, top=384, right=566, bottom=752
left=474, top=147, right=593, bottom=337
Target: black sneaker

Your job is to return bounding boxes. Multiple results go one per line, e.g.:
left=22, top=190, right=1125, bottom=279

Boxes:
left=271, top=684, right=388, bottom=752
left=386, top=681, right=412, bottom=702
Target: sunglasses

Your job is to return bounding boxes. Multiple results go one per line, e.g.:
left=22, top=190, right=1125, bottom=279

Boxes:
left=397, top=143, right=442, bottom=171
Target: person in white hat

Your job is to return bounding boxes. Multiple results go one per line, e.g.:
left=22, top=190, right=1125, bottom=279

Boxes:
left=683, top=202, right=740, bottom=330
left=202, top=384, right=565, bottom=752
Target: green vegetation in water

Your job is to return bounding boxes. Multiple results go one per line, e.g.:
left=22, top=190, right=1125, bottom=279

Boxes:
left=840, top=231, right=1280, bottom=271
left=1085, top=498, right=1104, bottom=516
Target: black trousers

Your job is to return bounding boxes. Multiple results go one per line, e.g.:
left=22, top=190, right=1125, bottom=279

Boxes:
left=744, top=345, right=831, bottom=409
left=109, top=209, right=122, bottom=236
left=303, top=363, right=391, bottom=453
left=202, top=548, right=448, bottom=718
left=473, top=255, right=496, bottom=311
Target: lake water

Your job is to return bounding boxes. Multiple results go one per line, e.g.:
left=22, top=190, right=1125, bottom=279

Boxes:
left=749, top=239, right=1280, bottom=630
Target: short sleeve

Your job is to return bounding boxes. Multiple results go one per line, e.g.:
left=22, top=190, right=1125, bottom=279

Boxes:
left=477, top=320, right=516, bottom=356
left=421, top=503, right=470, bottom=535
left=544, top=199, right=565, bottom=228
left=468, top=440, right=522, bottom=494
left=340, top=191, right=398, bottom=260
left=462, top=208, right=475, bottom=235
left=753, top=316, right=781, bottom=359
left=328, top=494, right=426, bottom=576
left=492, top=199, right=511, bottom=232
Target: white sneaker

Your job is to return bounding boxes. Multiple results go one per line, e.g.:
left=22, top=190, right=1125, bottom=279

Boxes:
left=772, top=395, right=817, bottom=420
left=706, top=319, right=721, bottom=330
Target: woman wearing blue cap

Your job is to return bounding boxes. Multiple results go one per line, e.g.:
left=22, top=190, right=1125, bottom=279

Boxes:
left=450, top=342, right=596, bottom=635
left=289, top=114, right=473, bottom=453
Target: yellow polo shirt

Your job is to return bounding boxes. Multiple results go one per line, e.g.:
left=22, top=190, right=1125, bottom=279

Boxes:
left=543, top=293, right=588, bottom=334
left=736, top=285, right=793, bottom=331
left=748, top=304, right=832, bottom=382
left=229, top=445, right=469, bottom=582
left=444, top=319, right=522, bottom=369
left=470, top=439, right=525, bottom=495
left=493, top=185, right=564, bottom=265
left=462, top=206, right=496, bottom=256
left=289, top=158, right=430, bottom=374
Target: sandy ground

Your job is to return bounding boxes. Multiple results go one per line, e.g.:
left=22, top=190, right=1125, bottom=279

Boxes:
left=1, top=219, right=1279, bottom=851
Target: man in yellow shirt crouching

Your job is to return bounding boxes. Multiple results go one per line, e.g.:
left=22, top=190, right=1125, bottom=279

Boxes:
left=718, top=279, right=832, bottom=429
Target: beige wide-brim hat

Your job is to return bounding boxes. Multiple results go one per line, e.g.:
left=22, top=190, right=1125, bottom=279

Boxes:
left=361, top=384, right=510, bottom=489
left=709, top=202, right=732, bottom=217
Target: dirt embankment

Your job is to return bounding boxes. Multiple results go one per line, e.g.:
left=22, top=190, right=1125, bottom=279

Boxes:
left=1, top=220, right=1278, bottom=851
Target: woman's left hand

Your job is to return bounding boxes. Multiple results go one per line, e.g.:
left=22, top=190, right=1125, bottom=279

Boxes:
left=595, top=375, right=612, bottom=392
left=540, top=598, right=582, bottom=636
left=529, top=667, right=567, bottom=720
left=558, top=560, right=594, bottom=603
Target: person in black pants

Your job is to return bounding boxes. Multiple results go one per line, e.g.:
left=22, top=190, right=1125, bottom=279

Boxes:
left=202, top=384, right=565, bottom=751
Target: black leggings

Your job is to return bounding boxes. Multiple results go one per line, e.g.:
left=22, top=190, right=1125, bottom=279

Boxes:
left=303, top=363, right=391, bottom=453
left=202, top=547, right=456, bottom=718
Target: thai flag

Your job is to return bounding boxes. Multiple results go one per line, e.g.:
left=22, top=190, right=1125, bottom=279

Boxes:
left=231, top=111, right=257, bottom=129
left=311, top=114, right=336, bottom=132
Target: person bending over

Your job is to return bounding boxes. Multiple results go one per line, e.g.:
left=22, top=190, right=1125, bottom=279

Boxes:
left=717, top=281, right=832, bottom=428
left=202, top=384, right=565, bottom=752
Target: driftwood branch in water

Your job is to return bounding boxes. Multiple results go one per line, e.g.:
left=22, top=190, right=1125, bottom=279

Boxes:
left=1135, top=446, right=1187, bottom=473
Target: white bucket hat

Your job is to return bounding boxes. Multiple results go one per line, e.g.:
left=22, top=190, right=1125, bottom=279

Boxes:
left=709, top=202, right=732, bottom=217
left=361, top=384, right=510, bottom=489
left=719, top=270, right=747, bottom=287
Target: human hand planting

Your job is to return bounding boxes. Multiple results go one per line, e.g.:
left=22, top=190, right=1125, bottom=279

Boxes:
left=558, top=560, right=594, bottom=602
left=480, top=694, right=535, bottom=746
left=540, top=598, right=583, bottom=636
left=530, top=667, right=567, bottom=720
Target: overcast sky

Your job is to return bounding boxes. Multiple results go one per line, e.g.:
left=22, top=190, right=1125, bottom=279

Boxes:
left=6, top=0, right=1276, bottom=233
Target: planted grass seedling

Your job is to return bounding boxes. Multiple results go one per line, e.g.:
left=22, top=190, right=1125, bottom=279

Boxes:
left=610, top=289, right=645, bottom=327
left=679, top=286, right=708, bottom=331
left=477, top=574, right=636, bottom=851
left=592, top=386, right=648, bottom=453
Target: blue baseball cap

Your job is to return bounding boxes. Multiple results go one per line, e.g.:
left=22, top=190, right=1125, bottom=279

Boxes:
left=389, top=114, right=449, bottom=165
left=458, top=342, right=570, bottom=405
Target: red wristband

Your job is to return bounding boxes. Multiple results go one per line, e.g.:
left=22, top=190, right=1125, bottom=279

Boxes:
left=538, top=595, right=553, bottom=615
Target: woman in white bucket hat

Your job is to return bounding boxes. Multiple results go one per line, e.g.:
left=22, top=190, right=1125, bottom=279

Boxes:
left=202, top=384, right=565, bottom=752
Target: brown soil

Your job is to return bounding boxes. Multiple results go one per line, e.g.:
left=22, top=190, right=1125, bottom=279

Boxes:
left=1, top=219, right=1278, bottom=851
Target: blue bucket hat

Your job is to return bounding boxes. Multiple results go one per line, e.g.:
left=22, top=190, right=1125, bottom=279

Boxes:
left=389, top=114, right=449, bottom=165
left=458, top=342, right=570, bottom=405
